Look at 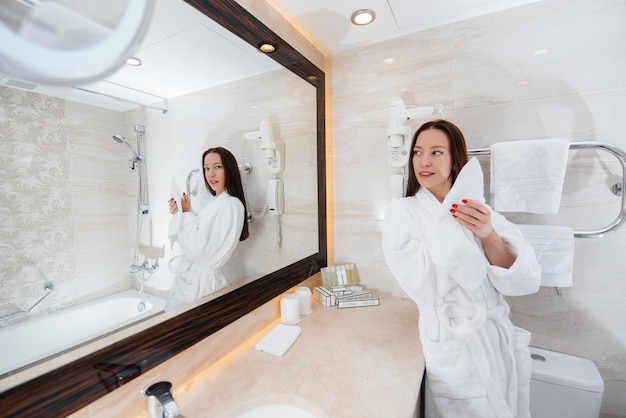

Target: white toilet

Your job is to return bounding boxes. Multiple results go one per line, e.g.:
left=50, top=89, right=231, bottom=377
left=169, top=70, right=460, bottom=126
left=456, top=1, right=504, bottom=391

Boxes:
left=529, top=347, right=604, bottom=418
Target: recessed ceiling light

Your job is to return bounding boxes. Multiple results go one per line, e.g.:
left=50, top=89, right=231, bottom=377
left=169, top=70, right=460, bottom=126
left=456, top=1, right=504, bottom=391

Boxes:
left=351, top=9, right=376, bottom=26
left=259, top=43, right=276, bottom=53
left=126, top=57, right=142, bottom=66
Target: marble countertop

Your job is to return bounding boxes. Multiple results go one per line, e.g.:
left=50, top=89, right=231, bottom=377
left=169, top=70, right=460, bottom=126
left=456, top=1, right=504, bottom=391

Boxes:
left=177, top=293, right=424, bottom=417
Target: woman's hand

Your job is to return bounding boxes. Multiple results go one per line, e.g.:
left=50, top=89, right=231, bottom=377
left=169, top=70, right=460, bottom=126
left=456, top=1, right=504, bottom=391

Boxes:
left=180, top=192, right=191, bottom=213
left=450, top=199, right=493, bottom=239
left=169, top=192, right=191, bottom=214
left=168, top=197, right=179, bottom=215
left=450, top=198, right=515, bottom=268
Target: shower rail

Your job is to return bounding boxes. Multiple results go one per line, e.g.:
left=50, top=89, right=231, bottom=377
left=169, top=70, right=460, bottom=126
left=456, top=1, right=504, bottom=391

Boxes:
left=0, top=282, right=55, bottom=322
left=468, top=141, right=626, bottom=238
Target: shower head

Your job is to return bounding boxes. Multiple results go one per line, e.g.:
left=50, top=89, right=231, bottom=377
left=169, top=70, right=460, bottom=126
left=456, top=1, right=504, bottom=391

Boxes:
left=112, top=133, right=140, bottom=160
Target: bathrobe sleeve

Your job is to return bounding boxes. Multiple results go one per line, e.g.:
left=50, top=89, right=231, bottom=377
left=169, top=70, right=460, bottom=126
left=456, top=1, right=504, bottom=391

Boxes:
left=485, top=210, right=541, bottom=296
left=383, top=198, right=448, bottom=301
left=170, top=194, right=244, bottom=264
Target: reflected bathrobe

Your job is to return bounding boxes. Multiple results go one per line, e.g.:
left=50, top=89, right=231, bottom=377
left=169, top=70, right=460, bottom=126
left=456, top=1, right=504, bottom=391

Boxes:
left=383, top=158, right=541, bottom=418
left=165, top=191, right=244, bottom=311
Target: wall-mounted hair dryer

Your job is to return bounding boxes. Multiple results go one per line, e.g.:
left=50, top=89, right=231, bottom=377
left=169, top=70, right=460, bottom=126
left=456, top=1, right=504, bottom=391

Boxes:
left=386, top=97, right=443, bottom=168
left=245, top=119, right=284, bottom=174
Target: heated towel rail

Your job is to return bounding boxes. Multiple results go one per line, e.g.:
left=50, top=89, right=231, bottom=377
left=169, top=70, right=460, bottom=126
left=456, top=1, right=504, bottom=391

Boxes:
left=468, top=141, right=626, bottom=238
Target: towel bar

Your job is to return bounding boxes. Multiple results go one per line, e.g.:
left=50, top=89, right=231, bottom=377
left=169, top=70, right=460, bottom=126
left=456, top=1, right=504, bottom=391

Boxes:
left=468, top=141, right=626, bottom=238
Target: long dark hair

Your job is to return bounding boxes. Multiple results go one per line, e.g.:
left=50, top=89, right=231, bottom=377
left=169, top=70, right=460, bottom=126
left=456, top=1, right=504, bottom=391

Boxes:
left=202, top=147, right=249, bottom=241
left=406, top=119, right=469, bottom=197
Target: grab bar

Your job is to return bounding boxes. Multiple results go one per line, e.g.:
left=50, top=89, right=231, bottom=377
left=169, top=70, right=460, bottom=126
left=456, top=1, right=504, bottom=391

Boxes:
left=469, top=141, right=626, bottom=238
left=0, top=282, right=55, bottom=322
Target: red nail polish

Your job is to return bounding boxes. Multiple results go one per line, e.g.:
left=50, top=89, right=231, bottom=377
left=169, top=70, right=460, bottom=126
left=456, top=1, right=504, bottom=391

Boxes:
left=462, top=199, right=468, bottom=204
left=452, top=204, right=458, bottom=208
left=450, top=209, right=456, bottom=214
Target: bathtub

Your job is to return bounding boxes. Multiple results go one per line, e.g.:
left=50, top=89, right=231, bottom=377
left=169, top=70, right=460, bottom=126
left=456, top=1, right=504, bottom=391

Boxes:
left=0, top=289, right=165, bottom=376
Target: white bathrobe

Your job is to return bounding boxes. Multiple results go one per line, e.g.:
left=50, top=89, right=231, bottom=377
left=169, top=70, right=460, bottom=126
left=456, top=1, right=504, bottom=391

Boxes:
left=165, top=191, right=244, bottom=311
left=383, top=158, right=541, bottom=418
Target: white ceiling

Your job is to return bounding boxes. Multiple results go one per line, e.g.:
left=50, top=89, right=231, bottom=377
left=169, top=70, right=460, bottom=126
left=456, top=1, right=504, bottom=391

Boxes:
left=264, top=0, right=541, bottom=55
left=0, top=0, right=280, bottom=112
left=1, top=0, right=539, bottom=111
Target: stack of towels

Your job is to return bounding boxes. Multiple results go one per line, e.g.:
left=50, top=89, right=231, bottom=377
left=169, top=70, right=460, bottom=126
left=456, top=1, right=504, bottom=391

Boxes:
left=490, top=138, right=574, bottom=288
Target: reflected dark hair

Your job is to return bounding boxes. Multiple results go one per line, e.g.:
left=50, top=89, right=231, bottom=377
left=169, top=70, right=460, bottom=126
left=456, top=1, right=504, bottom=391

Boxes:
left=406, top=119, right=469, bottom=197
left=202, top=147, right=249, bottom=241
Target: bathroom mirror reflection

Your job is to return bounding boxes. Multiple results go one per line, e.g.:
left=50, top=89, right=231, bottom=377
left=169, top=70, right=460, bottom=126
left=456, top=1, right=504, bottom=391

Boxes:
left=0, top=0, right=319, bottom=380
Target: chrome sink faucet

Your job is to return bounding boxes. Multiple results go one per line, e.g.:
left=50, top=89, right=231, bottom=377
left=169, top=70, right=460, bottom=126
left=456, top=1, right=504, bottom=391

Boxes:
left=143, top=381, right=180, bottom=418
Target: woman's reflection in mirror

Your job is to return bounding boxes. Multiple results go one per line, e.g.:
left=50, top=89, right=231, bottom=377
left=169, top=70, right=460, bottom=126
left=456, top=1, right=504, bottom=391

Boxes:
left=165, top=147, right=249, bottom=311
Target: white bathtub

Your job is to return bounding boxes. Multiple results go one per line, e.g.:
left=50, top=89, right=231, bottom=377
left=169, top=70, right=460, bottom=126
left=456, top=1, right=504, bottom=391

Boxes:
left=0, top=290, right=165, bottom=376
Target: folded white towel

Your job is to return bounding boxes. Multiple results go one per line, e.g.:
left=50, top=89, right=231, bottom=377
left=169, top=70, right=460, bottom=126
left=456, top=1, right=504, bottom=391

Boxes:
left=430, top=158, right=489, bottom=292
left=170, top=175, right=182, bottom=206
left=518, top=224, right=574, bottom=288
left=490, top=139, right=569, bottom=214
left=255, top=323, right=301, bottom=357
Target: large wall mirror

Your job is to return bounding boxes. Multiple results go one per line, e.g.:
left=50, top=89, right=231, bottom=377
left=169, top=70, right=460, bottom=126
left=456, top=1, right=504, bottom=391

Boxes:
left=1, top=0, right=326, bottom=415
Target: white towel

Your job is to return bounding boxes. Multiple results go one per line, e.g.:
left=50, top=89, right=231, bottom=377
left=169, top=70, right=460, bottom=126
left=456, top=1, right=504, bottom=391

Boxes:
left=518, top=224, right=574, bottom=288
left=168, top=176, right=183, bottom=249
left=430, top=158, right=489, bottom=292
left=170, top=175, right=182, bottom=206
left=490, top=139, right=569, bottom=214
left=255, top=323, right=301, bottom=357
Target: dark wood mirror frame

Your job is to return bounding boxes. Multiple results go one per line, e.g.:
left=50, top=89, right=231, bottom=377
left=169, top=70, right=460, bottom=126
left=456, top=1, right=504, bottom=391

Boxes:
left=1, top=1, right=326, bottom=415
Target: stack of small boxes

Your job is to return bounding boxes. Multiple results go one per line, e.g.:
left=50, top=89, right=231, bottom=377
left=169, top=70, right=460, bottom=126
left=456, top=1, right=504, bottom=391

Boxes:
left=314, top=264, right=380, bottom=309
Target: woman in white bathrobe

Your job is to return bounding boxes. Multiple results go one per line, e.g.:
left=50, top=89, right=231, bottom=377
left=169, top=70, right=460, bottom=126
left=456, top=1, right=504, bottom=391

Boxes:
left=165, top=147, right=248, bottom=311
left=383, top=120, right=541, bottom=418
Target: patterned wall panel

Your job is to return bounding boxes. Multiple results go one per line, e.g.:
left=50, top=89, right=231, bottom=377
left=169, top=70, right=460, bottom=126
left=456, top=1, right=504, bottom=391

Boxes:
left=0, top=87, right=77, bottom=322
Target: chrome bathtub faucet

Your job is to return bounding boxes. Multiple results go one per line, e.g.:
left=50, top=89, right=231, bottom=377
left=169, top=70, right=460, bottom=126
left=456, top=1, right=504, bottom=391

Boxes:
left=130, top=260, right=159, bottom=274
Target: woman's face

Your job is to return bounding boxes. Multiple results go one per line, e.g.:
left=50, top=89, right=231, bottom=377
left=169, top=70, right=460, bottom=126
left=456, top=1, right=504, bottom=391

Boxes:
left=203, top=152, right=227, bottom=195
left=412, top=128, right=453, bottom=202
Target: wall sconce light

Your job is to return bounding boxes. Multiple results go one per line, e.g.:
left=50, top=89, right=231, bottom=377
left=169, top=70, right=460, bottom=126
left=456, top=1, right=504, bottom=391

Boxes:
left=351, top=9, right=376, bottom=26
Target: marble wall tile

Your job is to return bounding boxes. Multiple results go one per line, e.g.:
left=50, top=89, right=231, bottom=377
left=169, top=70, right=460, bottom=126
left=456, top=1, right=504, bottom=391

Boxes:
left=330, top=0, right=626, bottom=414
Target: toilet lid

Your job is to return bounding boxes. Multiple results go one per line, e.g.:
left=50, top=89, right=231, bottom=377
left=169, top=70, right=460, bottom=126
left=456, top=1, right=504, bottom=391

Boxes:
left=530, top=347, right=604, bottom=392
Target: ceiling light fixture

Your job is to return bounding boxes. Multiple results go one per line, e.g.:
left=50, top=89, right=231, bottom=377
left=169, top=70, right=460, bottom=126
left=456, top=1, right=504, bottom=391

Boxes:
left=351, top=9, right=376, bottom=26
left=126, top=56, right=142, bottom=66
left=259, top=43, right=276, bottom=53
